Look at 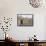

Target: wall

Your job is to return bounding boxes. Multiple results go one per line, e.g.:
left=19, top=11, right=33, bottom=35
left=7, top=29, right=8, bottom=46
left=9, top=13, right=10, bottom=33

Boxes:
left=0, top=0, right=46, bottom=40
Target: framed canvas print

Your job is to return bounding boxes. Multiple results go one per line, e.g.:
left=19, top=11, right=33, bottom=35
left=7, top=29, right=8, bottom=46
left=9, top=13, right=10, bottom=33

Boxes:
left=17, top=14, right=33, bottom=26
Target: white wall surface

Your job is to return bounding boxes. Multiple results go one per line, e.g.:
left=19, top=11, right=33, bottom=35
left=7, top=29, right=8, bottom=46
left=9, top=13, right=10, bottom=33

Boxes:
left=0, top=0, right=46, bottom=40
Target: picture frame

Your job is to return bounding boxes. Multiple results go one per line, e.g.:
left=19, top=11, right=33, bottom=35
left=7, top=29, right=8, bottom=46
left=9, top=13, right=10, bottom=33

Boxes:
left=17, top=14, right=33, bottom=26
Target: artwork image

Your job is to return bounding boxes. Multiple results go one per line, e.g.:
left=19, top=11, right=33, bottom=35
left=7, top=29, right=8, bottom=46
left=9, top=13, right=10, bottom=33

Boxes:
left=17, top=14, right=33, bottom=26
